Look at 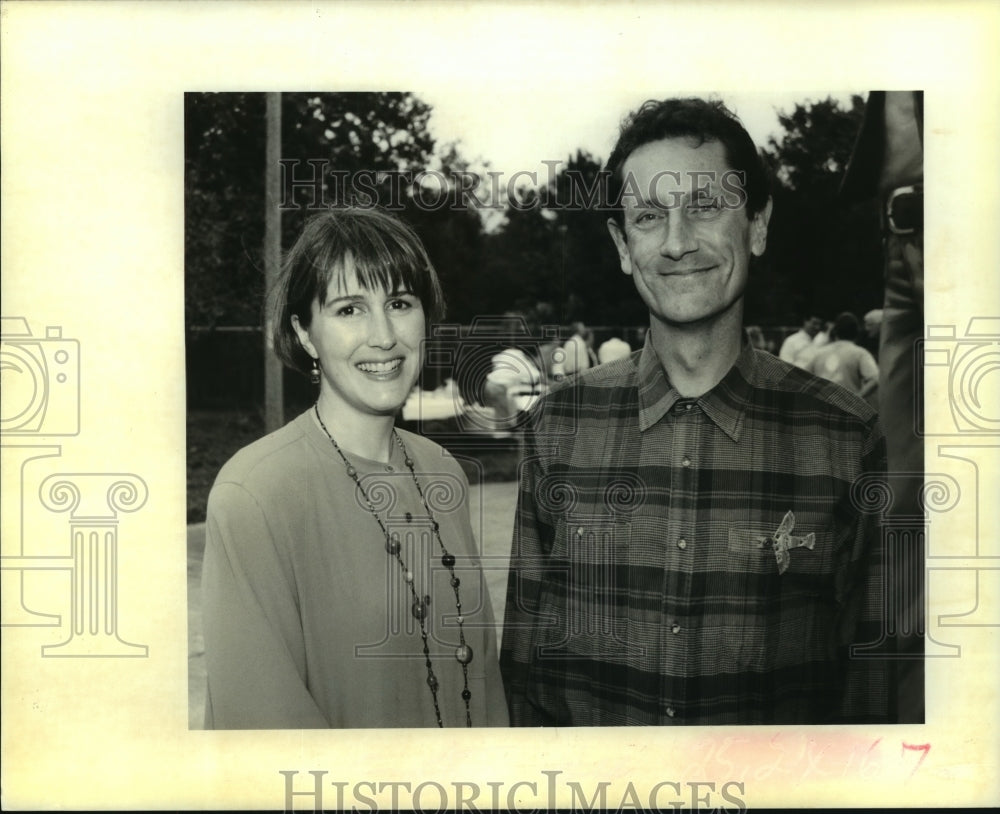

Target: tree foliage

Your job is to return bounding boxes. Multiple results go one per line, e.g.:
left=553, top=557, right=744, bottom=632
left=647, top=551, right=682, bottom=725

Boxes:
left=185, top=92, right=884, bottom=338
left=759, top=95, right=883, bottom=324
left=185, top=92, right=436, bottom=328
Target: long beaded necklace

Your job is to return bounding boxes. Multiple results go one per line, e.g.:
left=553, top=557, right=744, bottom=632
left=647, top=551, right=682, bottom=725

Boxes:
left=314, top=404, right=473, bottom=727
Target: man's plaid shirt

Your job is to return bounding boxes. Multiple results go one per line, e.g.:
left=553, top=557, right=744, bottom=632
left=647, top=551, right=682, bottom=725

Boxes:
left=500, top=338, right=891, bottom=725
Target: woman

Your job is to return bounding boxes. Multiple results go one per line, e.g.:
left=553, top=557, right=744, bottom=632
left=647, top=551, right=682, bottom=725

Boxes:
left=202, top=207, right=509, bottom=728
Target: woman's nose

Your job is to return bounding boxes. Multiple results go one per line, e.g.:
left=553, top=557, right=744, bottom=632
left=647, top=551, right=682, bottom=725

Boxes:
left=367, top=310, right=396, bottom=348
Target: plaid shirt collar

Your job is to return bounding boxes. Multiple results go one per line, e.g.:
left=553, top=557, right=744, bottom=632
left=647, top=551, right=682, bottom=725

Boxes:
left=636, top=333, right=757, bottom=442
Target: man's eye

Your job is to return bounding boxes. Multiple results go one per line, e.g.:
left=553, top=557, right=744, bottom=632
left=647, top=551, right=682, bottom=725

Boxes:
left=635, top=211, right=661, bottom=224
left=688, top=199, right=720, bottom=214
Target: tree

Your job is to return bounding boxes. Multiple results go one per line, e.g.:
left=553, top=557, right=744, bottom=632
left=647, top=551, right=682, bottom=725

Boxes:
left=184, top=92, right=437, bottom=328
left=400, top=142, right=490, bottom=327
left=545, top=150, right=645, bottom=328
left=472, top=150, right=642, bottom=332
left=760, top=95, right=883, bottom=325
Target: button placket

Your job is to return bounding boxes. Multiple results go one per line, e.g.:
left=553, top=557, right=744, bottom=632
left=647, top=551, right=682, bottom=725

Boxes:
left=660, top=398, right=700, bottom=721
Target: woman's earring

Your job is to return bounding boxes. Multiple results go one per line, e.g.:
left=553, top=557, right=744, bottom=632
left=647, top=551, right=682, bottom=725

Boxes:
left=310, top=358, right=320, bottom=386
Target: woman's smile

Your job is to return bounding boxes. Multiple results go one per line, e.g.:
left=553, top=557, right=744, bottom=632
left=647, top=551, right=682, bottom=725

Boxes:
left=356, top=358, right=404, bottom=376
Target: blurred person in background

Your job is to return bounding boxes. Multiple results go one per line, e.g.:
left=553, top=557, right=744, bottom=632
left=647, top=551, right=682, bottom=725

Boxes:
left=556, top=321, right=598, bottom=377
left=597, top=334, right=632, bottom=364
left=778, top=313, right=824, bottom=363
left=861, top=308, right=883, bottom=357
left=745, top=324, right=768, bottom=351
left=482, top=345, right=544, bottom=429
left=804, top=311, right=879, bottom=398
left=201, top=207, right=507, bottom=729
left=792, top=318, right=833, bottom=370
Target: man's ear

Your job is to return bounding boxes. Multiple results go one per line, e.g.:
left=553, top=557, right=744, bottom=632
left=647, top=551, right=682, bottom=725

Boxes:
left=290, top=314, right=317, bottom=359
left=749, top=197, right=773, bottom=258
left=607, top=217, right=633, bottom=276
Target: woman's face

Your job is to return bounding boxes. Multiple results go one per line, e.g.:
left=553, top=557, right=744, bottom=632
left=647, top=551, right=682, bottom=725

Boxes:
left=292, top=262, right=425, bottom=422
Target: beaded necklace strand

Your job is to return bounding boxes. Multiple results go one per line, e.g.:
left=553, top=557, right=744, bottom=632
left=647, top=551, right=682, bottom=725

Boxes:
left=314, top=405, right=473, bottom=727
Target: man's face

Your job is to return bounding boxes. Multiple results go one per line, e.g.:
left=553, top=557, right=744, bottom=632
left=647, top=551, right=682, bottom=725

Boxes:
left=863, top=312, right=881, bottom=337
left=805, top=317, right=824, bottom=337
left=607, top=137, right=772, bottom=328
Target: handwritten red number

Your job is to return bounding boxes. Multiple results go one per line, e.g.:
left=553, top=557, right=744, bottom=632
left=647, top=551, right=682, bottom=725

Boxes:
left=901, top=742, right=931, bottom=777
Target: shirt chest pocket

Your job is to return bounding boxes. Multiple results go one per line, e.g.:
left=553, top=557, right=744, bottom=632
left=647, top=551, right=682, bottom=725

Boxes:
left=722, top=520, right=839, bottom=669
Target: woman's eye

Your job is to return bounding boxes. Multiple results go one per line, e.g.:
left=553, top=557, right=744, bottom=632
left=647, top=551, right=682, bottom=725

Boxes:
left=389, top=296, right=417, bottom=311
left=335, top=305, right=358, bottom=317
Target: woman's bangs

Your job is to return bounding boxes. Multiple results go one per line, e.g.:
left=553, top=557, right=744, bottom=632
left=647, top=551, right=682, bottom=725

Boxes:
left=345, top=229, right=424, bottom=297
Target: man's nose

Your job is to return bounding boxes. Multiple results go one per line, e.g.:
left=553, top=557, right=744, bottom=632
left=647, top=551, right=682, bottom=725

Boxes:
left=658, top=211, right=698, bottom=259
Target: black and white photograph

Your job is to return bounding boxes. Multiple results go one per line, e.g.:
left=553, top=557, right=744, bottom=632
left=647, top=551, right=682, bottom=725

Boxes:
left=3, top=1, right=999, bottom=810
left=185, top=89, right=922, bottom=731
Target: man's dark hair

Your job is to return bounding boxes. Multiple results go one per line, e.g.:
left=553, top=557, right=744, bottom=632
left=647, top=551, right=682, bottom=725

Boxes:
left=831, top=311, right=860, bottom=342
left=604, top=97, right=771, bottom=227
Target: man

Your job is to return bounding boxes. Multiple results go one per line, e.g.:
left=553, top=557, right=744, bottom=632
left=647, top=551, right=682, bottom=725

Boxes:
left=556, top=321, right=598, bottom=377
left=779, top=313, right=824, bottom=364
left=842, top=91, right=924, bottom=723
left=500, top=98, right=890, bottom=725
left=597, top=334, right=631, bottom=365
left=790, top=319, right=832, bottom=370
left=482, top=347, right=543, bottom=429
left=804, top=312, right=879, bottom=397
left=861, top=308, right=883, bottom=358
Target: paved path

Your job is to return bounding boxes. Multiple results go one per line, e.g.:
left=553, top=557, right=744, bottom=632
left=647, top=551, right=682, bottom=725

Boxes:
left=187, top=481, right=518, bottom=728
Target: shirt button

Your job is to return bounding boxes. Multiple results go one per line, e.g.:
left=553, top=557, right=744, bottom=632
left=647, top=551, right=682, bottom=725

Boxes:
left=677, top=538, right=687, bottom=550
left=670, top=622, right=681, bottom=634
left=666, top=706, right=676, bottom=718
left=681, top=456, right=691, bottom=467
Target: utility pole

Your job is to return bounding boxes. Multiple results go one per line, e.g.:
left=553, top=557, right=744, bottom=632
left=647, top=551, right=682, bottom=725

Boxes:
left=263, top=92, right=283, bottom=433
